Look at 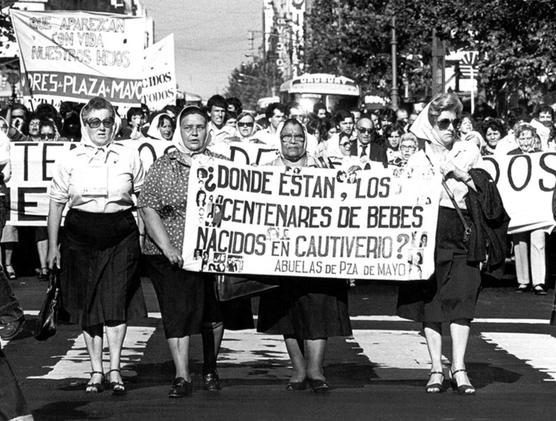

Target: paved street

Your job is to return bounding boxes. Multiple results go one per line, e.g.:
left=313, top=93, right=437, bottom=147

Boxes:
left=3, top=274, right=556, bottom=421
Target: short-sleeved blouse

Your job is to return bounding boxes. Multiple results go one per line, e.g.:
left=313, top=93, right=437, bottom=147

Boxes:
left=138, top=149, right=222, bottom=255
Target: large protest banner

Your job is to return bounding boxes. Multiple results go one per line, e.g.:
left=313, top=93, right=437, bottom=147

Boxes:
left=481, top=152, right=556, bottom=234
left=4, top=140, right=282, bottom=225
left=10, top=10, right=145, bottom=106
left=142, top=34, right=176, bottom=111
left=182, top=157, right=442, bottom=281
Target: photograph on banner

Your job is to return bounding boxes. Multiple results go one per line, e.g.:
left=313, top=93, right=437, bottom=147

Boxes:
left=182, top=156, right=442, bottom=281
left=142, top=34, right=176, bottom=110
left=10, top=9, right=145, bottom=106
left=5, top=139, right=173, bottom=225
left=480, top=152, right=556, bottom=234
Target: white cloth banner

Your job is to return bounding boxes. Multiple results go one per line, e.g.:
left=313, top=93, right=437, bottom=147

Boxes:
left=10, top=10, right=145, bottom=106
left=480, top=152, right=556, bottom=233
left=182, top=157, right=442, bottom=281
left=142, top=34, right=176, bottom=111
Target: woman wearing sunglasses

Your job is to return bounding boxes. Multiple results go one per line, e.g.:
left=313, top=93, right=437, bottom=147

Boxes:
left=47, top=97, right=146, bottom=396
left=397, top=93, right=491, bottom=396
left=234, top=111, right=264, bottom=143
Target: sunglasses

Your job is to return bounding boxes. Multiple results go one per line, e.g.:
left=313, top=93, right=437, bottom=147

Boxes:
left=87, top=118, right=115, bottom=129
left=357, top=127, right=373, bottom=134
left=437, top=118, right=459, bottom=130
left=40, top=133, right=55, bottom=140
left=281, top=135, right=304, bottom=142
left=237, top=122, right=254, bottom=127
left=340, top=141, right=351, bottom=148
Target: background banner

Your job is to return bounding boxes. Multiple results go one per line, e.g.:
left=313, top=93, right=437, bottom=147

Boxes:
left=142, top=34, right=176, bottom=111
left=10, top=9, right=145, bottom=106
left=182, top=157, right=442, bottom=281
left=481, top=152, right=556, bottom=234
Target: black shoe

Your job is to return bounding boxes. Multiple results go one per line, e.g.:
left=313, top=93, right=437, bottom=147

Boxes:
left=203, top=372, right=222, bottom=392
left=86, top=371, right=105, bottom=393
left=0, top=315, right=25, bottom=341
left=107, top=369, right=127, bottom=396
left=534, top=285, right=547, bottom=295
left=449, top=369, right=475, bottom=396
left=169, top=377, right=192, bottom=398
left=286, top=379, right=307, bottom=391
left=515, top=284, right=530, bottom=293
left=425, top=371, right=445, bottom=393
left=307, top=378, right=329, bottom=393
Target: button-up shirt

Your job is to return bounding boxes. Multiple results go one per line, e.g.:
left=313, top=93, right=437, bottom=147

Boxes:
left=49, top=141, right=144, bottom=213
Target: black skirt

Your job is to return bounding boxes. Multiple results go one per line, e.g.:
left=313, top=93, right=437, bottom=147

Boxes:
left=257, top=277, right=352, bottom=339
left=60, top=209, right=146, bottom=328
left=397, top=207, right=481, bottom=323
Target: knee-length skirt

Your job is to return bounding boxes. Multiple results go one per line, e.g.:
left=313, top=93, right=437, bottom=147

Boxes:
left=60, top=209, right=146, bottom=328
left=397, top=207, right=481, bottom=322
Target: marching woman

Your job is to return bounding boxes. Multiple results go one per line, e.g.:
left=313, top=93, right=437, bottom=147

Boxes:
left=257, top=118, right=352, bottom=393
left=47, top=97, right=147, bottom=395
left=138, top=106, right=253, bottom=398
left=397, top=93, right=507, bottom=396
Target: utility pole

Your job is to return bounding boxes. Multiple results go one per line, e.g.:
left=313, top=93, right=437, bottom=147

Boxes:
left=390, top=16, right=399, bottom=110
left=431, top=29, right=446, bottom=97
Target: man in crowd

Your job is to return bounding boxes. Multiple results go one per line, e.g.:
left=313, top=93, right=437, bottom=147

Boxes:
left=258, top=102, right=286, bottom=149
left=351, top=115, right=387, bottom=166
left=207, top=95, right=235, bottom=147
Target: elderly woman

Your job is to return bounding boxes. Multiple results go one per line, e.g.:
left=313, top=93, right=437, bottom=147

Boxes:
left=397, top=93, right=485, bottom=395
left=509, top=124, right=547, bottom=295
left=138, top=106, right=253, bottom=398
left=257, top=118, right=352, bottom=393
left=481, top=119, right=507, bottom=156
left=47, top=97, right=146, bottom=396
left=146, top=113, right=175, bottom=141
left=398, top=132, right=418, bottom=165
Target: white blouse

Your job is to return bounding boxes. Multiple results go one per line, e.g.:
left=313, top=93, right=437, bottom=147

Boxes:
left=49, top=141, right=144, bottom=213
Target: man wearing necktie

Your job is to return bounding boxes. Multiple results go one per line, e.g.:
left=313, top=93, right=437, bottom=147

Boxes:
left=350, top=116, right=388, bottom=166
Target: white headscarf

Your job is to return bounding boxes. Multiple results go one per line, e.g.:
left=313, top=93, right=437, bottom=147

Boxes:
left=171, top=107, right=210, bottom=155
left=79, top=101, right=120, bottom=149
left=147, top=112, right=173, bottom=140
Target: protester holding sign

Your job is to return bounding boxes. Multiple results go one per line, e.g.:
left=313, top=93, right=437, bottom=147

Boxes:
left=397, top=93, right=482, bottom=395
left=257, top=118, right=352, bottom=393
left=138, top=106, right=253, bottom=398
left=47, top=97, right=147, bottom=396
left=509, top=124, right=548, bottom=295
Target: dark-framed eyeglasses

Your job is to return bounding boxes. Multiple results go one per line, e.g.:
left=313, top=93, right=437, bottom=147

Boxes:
left=238, top=122, right=254, bottom=127
left=281, top=134, right=305, bottom=142
left=437, top=118, right=459, bottom=130
left=40, top=133, right=55, bottom=140
left=357, top=127, right=374, bottom=134
left=340, top=141, right=351, bottom=148
left=86, top=118, right=115, bottom=129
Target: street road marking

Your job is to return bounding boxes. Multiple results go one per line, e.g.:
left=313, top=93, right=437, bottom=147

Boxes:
left=27, top=326, right=156, bottom=380
left=348, top=329, right=449, bottom=369
left=217, top=329, right=291, bottom=380
left=20, top=311, right=551, bottom=325
left=482, top=332, right=556, bottom=382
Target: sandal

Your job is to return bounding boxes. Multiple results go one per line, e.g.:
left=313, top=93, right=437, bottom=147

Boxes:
left=449, top=369, right=475, bottom=395
left=425, top=371, right=444, bottom=393
left=37, top=267, right=49, bottom=282
left=5, top=265, right=16, bottom=280
left=107, top=369, right=126, bottom=396
left=86, top=371, right=105, bottom=393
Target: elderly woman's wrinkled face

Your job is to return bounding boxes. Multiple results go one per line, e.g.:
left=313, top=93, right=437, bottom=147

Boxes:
left=237, top=115, right=255, bottom=138
left=280, top=122, right=305, bottom=161
left=180, top=113, right=208, bottom=152
left=517, top=129, right=535, bottom=151
left=84, top=108, right=116, bottom=146
left=433, top=110, right=458, bottom=147
left=400, top=139, right=417, bottom=160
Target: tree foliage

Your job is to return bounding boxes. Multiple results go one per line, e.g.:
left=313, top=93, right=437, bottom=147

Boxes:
left=305, top=0, right=556, bottom=106
left=224, top=58, right=282, bottom=110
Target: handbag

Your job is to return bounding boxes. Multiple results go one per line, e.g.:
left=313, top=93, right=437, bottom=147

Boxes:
left=34, top=269, right=61, bottom=341
left=215, top=275, right=278, bottom=302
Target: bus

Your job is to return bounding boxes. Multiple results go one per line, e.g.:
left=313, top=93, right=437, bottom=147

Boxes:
left=279, top=73, right=360, bottom=115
